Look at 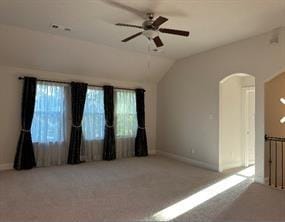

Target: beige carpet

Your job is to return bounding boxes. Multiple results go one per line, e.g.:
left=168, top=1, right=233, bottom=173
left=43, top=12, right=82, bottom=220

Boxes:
left=214, top=183, right=285, bottom=222
left=0, top=156, right=283, bottom=222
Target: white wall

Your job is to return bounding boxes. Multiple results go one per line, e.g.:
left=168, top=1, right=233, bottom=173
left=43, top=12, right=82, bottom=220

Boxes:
left=157, top=28, right=285, bottom=182
left=220, top=75, right=243, bottom=170
left=0, top=66, right=157, bottom=169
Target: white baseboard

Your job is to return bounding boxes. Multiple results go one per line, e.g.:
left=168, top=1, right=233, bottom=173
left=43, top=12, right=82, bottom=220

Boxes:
left=157, top=150, right=219, bottom=171
left=0, top=151, right=157, bottom=171
left=0, top=163, right=13, bottom=171
left=255, top=175, right=266, bottom=184
left=221, top=161, right=243, bottom=171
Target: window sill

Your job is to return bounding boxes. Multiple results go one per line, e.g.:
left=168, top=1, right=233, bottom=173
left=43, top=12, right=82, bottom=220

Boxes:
left=116, top=136, right=136, bottom=139
left=33, top=141, right=65, bottom=145
left=83, top=139, right=104, bottom=142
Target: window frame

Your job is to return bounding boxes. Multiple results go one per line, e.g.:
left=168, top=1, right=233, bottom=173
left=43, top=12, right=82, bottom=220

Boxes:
left=114, top=89, right=137, bottom=138
left=82, top=87, right=105, bottom=141
left=31, top=82, right=67, bottom=144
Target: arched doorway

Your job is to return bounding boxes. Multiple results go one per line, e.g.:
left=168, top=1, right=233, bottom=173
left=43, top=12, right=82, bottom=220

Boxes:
left=219, top=73, right=255, bottom=172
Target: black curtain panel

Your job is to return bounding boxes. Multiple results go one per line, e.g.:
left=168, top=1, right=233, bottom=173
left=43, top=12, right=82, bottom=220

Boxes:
left=135, top=89, right=148, bottom=156
left=14, top=77, right=37, bottom=170
left=68, top=82, right=88, bottom=164
left=103, top=85, right=116, bottom=160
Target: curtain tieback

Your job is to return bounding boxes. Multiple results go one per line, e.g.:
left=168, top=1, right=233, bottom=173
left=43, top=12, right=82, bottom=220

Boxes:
left=21, top=129, right=30, bottom=132
left=72, top=124, right=82, bottom=128
left=138, top=126, right=145, bottom=129
left=105, top=123, right=114, bottom=128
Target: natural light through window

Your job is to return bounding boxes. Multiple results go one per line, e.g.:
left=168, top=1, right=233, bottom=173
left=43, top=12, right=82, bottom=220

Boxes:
left=31, top=83, right=66, bottom=143
left=115, top=89, right=137, bottom=138
left=280, top=98, right=285, bottom=104
left=279, top=98, right=285, bottom=123
left=82, top=87, right=105, bottom=140
left=150, top=166, right=255, bottom=221
left=280, top=117, right=285, bottom=124
left=236, top=165, right=255, bottom=177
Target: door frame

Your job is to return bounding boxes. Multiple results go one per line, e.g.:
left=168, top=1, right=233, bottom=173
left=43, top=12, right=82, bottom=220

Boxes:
left=242, top=86, right=255, bottom=167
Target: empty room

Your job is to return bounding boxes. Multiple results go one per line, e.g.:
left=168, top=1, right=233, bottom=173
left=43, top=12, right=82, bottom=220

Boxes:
left=0, top=0, right=285, bottom=221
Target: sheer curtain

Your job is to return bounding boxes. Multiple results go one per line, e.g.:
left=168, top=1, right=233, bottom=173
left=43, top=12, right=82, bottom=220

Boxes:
left=115, top=89, right=137, bottom=158
left=81, top=87, right=105, bottom=161
left=32, top=85, right=138, bottom=166
left=31, top=82, right=70, bottom=167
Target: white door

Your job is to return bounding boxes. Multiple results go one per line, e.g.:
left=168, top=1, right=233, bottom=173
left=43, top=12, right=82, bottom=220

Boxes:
left=244, top=88, right=255, bottom=166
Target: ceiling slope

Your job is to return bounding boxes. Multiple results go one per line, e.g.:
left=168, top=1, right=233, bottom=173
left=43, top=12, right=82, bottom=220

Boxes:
left=0, top=24, right=174, bottom=83
left=0, top=0, right=285, bottom=82
left=0, top=0, right=285, bottom=59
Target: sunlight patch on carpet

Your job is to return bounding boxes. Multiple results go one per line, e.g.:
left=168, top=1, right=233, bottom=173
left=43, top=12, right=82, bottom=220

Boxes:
left=150, top=166, right=254, bottom=221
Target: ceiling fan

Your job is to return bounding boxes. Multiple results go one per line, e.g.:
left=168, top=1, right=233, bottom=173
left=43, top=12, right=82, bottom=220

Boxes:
left=116, top=12, right=190, bottom=48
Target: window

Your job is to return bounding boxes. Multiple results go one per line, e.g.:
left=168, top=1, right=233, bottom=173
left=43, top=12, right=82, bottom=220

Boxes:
left=31, top=85, right=137, bottom=142
left=31, top=82, right=66, bottom=143
left=115, top=89, right=137, bottom=137
left=82, top=87, right=105, bottom=140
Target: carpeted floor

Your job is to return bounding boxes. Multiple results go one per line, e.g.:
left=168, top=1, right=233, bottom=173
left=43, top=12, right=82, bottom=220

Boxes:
left=214, top=182, right=285, bottom=222
left=0, top=156, right=284, bottom=222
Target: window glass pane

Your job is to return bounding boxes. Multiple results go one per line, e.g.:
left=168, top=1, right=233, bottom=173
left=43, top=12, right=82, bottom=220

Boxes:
left=31, top=83, right=66, bottom=143
left=115, top=90, right=137, bottom=137
left=82, top=88, right=105, bottom=140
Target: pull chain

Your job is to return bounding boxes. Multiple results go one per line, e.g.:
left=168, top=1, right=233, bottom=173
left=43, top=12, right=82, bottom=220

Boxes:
left=147, top=39, right=151, bottom=75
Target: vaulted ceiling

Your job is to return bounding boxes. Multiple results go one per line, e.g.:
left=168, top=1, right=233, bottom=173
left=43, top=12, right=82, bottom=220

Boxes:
left=0, top=0, right=285, bottom=82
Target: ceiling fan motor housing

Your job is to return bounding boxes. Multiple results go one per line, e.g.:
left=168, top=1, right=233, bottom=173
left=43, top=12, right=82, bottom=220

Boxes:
left=142, top=19, right=159, bottom=40
left=142, top=20, right=156, bottom=30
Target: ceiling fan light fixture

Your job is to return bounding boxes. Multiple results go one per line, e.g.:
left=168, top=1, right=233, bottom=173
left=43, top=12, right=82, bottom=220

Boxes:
left=143, top=30, right=158, bottom=40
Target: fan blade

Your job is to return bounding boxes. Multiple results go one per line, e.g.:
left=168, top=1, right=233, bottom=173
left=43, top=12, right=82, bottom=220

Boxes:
left=104, top=0, right=145, bottom=18
left=122, top=32, right=142, bottom=42
left=116, top=23, right=143, bottom=29
left=159, top=28, right=189, bottom=37
left=152, top=16, right=168, bottom=28
left=153, top=36, right=164, bottom=47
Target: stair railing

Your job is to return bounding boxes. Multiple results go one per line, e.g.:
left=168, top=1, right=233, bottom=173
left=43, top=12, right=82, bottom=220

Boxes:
left=265, top=135, right=284, bottom=189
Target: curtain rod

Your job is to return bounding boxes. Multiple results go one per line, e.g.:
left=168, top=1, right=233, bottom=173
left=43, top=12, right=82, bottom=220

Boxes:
left=18, top=77, right=142, bottom=91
